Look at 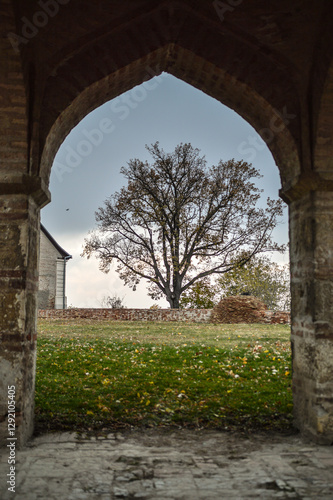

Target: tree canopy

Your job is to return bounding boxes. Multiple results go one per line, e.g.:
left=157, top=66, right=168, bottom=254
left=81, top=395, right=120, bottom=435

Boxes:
left=180, top=256, right=290, bottom=311
left=179, top=278, right=217, bottom=309
left=216, top=256, right=290, bottom=311
left=82, top=142, right=285, bottom=308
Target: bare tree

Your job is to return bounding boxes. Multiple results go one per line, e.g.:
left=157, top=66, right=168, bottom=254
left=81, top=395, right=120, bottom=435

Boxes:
left=100, top=293, right=126, bottom=308
left=82, top=142, right=285, bottom=308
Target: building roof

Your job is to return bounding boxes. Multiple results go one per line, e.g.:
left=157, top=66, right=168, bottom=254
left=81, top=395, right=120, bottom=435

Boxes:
left=40, top=224, right=72, bottom=259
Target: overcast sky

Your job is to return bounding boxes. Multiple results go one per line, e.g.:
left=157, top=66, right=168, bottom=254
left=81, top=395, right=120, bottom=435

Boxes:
left=41, top=73, right=289, bottom=308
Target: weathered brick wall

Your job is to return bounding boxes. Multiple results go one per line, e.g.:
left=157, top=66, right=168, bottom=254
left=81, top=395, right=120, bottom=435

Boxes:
left=38, top=307, right=290, bottom=324
left=38, top=308, right=213, bottom=322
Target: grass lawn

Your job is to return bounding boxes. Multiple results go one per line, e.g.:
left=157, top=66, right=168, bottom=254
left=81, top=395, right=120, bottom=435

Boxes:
left=35, top=320, right=293, bottom=435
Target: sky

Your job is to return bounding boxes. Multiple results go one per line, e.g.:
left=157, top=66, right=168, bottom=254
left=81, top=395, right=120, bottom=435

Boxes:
left=41, top=73, right=289, bottom=308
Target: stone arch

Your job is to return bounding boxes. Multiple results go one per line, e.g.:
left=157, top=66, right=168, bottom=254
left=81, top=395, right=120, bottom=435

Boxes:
left=33, top=2, right=303, bottom=190
left=313, top=61, right=333, bottom=177
left=0, top=2, right=29, bottom=178
left=39, top=44, right=301, bottom=192
left=302, top=0, right=333, bottom=194
left=2, top=0, right=333, bottom=446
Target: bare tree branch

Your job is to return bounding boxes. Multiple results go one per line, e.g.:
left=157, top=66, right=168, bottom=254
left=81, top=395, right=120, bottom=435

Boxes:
left=82, top=142, right=285, bottom=308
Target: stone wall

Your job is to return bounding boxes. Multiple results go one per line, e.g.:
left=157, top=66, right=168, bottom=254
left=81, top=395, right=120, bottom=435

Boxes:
left=38, top=308, right=213, bottom=322
left=38, top=307, right=290, bottom=324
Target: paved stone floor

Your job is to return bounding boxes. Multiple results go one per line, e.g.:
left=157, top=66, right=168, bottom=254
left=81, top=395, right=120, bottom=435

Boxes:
left=1, top=428, right=333, bottom=499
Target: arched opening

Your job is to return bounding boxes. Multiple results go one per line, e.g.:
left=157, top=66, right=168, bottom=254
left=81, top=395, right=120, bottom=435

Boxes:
left=38, top=44, right=298, bottom=313
left=41, top=73, right=290, bottom=309
left=2, top=0, right=333, bottom=447
left=35, top=71, right=292, bottom=434
left=39, top=44, right=301, bottom=190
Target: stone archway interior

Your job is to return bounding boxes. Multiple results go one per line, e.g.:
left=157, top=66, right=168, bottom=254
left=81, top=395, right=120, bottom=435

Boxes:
left=1, top=0, right=333, bottom=445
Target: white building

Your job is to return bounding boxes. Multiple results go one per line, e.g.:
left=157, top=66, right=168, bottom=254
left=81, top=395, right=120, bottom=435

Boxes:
left=38, top=225, right=72, bottom=309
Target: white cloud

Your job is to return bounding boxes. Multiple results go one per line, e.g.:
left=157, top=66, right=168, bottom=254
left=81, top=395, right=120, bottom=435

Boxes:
left=60, top=232, right=168, bottom=308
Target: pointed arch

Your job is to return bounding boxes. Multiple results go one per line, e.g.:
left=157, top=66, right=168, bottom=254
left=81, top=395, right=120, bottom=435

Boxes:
left=36, top=4, right=301, bottom=189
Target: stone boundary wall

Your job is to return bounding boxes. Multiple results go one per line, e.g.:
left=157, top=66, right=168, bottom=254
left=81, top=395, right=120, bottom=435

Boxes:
left=38, top=308, right=212, bottom=322
left=38, top=308, right=290, bottom=324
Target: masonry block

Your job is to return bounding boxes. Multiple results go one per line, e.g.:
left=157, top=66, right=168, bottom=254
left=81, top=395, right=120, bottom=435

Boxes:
left=290, top=192, right=333, bottom=443
left=0, top=194, right=40, bottom=448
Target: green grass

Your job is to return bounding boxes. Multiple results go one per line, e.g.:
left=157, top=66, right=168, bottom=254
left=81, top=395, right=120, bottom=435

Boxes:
left=35, top=320, right=293, bottom=435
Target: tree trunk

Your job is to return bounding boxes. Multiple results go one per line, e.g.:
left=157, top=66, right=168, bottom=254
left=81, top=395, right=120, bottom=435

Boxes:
left=169, top=295, right=180, bottom=309
left=168, top=274, right=181, bottom=308
left=166, top=291, right=181, bottom=309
